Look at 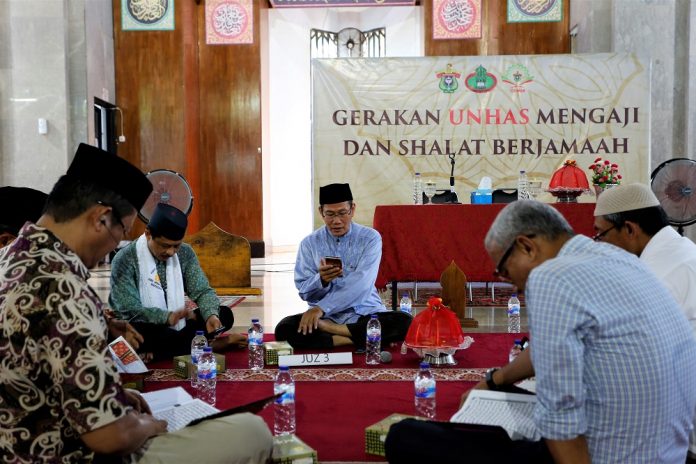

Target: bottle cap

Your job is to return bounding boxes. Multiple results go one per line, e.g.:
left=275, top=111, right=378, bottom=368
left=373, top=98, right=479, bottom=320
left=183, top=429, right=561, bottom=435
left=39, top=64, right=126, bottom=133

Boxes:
left=402, top=292, right=409, bottom=297
left=415, top=172, right=421, bottom=175
left=419, top=362, right=430, bottom=369
left=195, top=330, right=204, bottom=335
left=514, top=339, right=521, bottom=344
left=252, top=318, right=259, bottom=323
left=511, top=293, right=517, bottom=297
left=520, top=170, right=526, bottom=174
left=203, top=346, right=212, bottom=352
left=371, top=314, right=378, bottom=318
left=279, top=365, right=289, bottom=371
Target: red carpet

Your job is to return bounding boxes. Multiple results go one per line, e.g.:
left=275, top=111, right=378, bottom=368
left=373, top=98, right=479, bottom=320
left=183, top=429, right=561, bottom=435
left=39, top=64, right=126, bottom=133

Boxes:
left=143, top=333, right=522, bottom=462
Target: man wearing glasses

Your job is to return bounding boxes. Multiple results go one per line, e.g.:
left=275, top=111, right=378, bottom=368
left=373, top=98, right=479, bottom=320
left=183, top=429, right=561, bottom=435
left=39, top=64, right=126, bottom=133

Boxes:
left=593, top=183, right=696, bottom=331
left=0, top=144, right=273, bottom=463
left=109, top=203, right=247, bottom=361
left=386, top=200, right=696, bottom=463
left=275, top=183, right=411, bottom=349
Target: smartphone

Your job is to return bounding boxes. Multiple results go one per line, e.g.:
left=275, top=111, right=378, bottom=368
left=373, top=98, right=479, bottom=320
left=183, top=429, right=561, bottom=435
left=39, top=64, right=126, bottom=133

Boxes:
left=324, top=256, right=343, bottom=270
left=206, top=326, right=227, bottom=340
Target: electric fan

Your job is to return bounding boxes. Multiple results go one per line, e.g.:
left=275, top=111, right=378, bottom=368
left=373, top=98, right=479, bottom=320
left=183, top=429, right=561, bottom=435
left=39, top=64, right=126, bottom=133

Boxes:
left=138, top=169, right=194, bottom=223
left=337, top=28, right=365, bottom=58
left=650, top=158, right=696, bottom=235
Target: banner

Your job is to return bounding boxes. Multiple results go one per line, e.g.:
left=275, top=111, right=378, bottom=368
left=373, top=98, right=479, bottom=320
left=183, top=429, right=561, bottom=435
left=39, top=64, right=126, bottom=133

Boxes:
left=311, top=54, right=651, bottom=228
left=122, top=0, right=175, bottom=31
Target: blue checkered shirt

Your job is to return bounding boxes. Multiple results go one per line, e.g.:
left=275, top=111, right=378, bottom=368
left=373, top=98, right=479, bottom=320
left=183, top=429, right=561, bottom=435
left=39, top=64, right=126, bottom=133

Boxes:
left=527, top=235, right=696, bottom=463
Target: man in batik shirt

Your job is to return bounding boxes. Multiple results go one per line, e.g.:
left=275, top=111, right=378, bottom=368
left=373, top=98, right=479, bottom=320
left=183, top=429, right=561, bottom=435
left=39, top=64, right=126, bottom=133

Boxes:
left=0, top=143, right=272, bottom=463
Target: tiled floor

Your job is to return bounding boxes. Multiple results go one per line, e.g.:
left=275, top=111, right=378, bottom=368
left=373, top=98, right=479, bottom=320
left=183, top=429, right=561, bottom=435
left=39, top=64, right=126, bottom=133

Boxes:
left=91, top=249, right=528, bottom=334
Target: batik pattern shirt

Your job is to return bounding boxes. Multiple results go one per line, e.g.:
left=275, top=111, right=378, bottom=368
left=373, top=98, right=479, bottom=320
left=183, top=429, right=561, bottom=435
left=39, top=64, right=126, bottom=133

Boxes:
left=109, top=241, right=220, bottom=324
left=0, top=223, right=130, bottom=463
left=295, top=223, right=386, bottom=324
left=527, top=235, right=696, bottom=463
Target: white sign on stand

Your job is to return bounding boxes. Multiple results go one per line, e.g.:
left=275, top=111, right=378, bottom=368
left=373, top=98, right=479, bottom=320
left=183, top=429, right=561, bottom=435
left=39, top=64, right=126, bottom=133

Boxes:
left=278, top=352, right=353, bottom=367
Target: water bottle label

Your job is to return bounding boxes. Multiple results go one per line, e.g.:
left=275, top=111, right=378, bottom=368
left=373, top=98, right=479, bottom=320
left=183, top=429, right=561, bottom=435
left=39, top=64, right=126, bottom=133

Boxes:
left=507, top=304, right=520, bottom=315
left=249, top=333, right=263, bottom=346
left=274, top=386, right=295, bottom=405
left=367, top=334, right=381, bottom=343
left=198, top=365, right=216, bottom=380
left=416, top=386, right=436, bottom=399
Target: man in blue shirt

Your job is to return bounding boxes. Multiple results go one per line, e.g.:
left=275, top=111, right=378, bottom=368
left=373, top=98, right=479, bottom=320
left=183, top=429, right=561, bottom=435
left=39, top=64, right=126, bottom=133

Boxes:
left=275, top=183, right=411, bottom=349
left=386, top=200, right=696, bottom=463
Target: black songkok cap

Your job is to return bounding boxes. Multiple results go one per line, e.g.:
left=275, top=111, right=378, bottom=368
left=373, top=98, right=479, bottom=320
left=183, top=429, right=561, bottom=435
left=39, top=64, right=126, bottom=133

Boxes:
left=319, top=183, right=353, bottom=205
left=0, top=187, right=48, bottom=235
left=148, top=203, right=188, bottom=240
left=66, top=143, right=153, bottom=211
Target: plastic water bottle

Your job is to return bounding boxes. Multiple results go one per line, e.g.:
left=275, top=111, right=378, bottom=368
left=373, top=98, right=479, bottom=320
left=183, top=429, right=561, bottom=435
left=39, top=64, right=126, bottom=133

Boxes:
left=507, top=293, right=521, bottom=333
left=197, top=347, right=216, bottom=406
left=518, top=170, right=529, bottom=200
left=248, top=318, right=264, bottom=370
left=274, top=366, right=296, bottom=436
left=414, top=362, right=436, bottom=419
left=413, top=172, right=423, bottom=205
left=366, top=314, right=381, bottom=365
left=190, top=330, right=208, bottom=388
left=509, top=339, right=523, bottom=363
left=399, top=292, right=413, bottom=316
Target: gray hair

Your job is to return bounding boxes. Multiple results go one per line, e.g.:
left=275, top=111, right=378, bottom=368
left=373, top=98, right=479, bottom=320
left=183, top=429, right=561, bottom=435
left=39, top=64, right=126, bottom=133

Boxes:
left=485, top=200, right=574, bottom=252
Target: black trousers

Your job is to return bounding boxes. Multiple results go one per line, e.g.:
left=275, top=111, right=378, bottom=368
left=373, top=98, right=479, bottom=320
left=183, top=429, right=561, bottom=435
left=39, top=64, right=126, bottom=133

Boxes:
left=132, top=305, right=234, bottom=361
left=274, top=311, right=412, bottom=349
left=384, top=419, right=553, bottom=463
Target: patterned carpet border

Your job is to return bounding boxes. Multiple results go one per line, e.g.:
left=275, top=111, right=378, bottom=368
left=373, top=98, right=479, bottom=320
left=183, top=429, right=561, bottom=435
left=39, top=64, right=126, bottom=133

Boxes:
left=147, top=367, right=488, bottom=382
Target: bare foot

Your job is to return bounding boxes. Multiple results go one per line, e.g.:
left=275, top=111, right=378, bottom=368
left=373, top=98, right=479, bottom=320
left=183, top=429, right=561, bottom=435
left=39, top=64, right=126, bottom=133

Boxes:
left=211, top=333, right=248, bottom=351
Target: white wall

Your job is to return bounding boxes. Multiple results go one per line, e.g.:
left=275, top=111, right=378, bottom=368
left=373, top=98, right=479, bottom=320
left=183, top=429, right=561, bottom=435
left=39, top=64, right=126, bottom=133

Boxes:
left=262, top=6, right=423, bottom=251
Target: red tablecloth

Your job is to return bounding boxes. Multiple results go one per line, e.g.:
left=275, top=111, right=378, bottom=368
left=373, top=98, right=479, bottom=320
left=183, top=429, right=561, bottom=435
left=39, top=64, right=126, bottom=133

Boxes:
left=373, top=203, right=596, bottom=288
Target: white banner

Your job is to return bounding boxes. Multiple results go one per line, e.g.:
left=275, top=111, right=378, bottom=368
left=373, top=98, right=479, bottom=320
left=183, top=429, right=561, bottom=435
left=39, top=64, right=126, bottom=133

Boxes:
left=311, top=53, right=651, bottom=228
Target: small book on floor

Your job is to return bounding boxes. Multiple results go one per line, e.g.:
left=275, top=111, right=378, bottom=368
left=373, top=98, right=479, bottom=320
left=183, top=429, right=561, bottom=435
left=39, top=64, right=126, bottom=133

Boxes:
left=450, top=390, right=540, bottom=441
left=141, top=387, right=279, bottom=432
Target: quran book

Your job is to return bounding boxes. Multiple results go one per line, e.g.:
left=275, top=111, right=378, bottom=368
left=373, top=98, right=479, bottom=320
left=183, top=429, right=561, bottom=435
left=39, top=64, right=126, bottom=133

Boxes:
left=450, top=389, right=540, bottom=441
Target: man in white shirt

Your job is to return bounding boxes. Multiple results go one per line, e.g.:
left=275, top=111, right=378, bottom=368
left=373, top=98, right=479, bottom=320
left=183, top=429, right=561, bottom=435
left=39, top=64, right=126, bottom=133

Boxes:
left=594, top=182, right=696, bottom=459
left=593, top=183, right=696, bottom=331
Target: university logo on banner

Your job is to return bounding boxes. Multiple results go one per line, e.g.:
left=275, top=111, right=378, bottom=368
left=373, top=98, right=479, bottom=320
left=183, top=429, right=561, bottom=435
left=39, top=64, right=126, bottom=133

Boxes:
left=507, top=0, right=563, bottom=23
left=433, top=0, right=482, bottom=40
left=121, top=0, right=175, bottom=31
left=206, top=0, right=254, bottom=45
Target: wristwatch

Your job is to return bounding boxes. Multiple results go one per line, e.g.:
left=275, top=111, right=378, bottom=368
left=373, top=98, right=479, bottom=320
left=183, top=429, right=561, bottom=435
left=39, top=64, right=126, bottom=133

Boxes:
left=485, top=368, right=500, bottom=390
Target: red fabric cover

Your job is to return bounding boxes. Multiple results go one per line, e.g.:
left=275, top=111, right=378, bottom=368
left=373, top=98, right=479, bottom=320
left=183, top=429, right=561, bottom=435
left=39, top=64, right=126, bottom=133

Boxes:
left=548, top=162, right=590, bottom=189
left=143, top=333, right=523, bottom=461
left=404, top=297, right=464, bottom=348
left=373, top=203, right=596, bottom=287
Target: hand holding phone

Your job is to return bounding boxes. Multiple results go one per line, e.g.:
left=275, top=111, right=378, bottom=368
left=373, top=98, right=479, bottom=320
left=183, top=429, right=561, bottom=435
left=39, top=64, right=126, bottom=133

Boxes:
left=324, top=256, right=343, bottom=270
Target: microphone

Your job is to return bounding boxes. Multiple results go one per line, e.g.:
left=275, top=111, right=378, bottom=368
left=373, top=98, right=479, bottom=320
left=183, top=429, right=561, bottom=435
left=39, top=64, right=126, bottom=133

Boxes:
left=447, top=153, right=459, bottom=203
left=380, top=351, right=392, bottom=363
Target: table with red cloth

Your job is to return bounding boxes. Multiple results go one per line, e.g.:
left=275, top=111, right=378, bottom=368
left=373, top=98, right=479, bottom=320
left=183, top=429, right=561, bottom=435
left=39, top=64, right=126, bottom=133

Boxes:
left=373, top=203, right=596, bottom=309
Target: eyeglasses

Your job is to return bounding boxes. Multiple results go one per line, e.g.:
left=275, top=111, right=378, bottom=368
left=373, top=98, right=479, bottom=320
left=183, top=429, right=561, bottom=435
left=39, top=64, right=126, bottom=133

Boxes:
left=494, top=234, right=535, bottom=280
left=322, top=208, right=352, bottom=219
left=592, top=225, right=616, bottom=242
left=494, top=240, right=518, bottom=279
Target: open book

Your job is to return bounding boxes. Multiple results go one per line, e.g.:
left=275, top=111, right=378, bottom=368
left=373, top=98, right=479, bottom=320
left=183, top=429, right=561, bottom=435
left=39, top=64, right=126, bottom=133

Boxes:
left=141, top=387, right=280, bottom=432
left=450, top=390, right=540, bottom=441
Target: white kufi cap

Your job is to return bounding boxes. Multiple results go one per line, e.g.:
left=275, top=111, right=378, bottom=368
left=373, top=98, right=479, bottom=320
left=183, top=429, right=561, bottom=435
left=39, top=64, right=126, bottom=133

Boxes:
left=594, top=183, right=660, bottom=216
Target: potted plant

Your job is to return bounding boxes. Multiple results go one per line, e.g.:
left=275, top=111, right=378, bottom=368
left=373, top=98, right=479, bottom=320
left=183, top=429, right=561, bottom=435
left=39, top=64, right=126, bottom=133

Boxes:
left=588, top=157, right=622, bottom=196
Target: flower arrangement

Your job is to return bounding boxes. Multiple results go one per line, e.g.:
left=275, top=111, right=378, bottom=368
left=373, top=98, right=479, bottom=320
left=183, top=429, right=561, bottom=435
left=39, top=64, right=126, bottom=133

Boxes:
left=588, top=157, right=622, bottom=187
